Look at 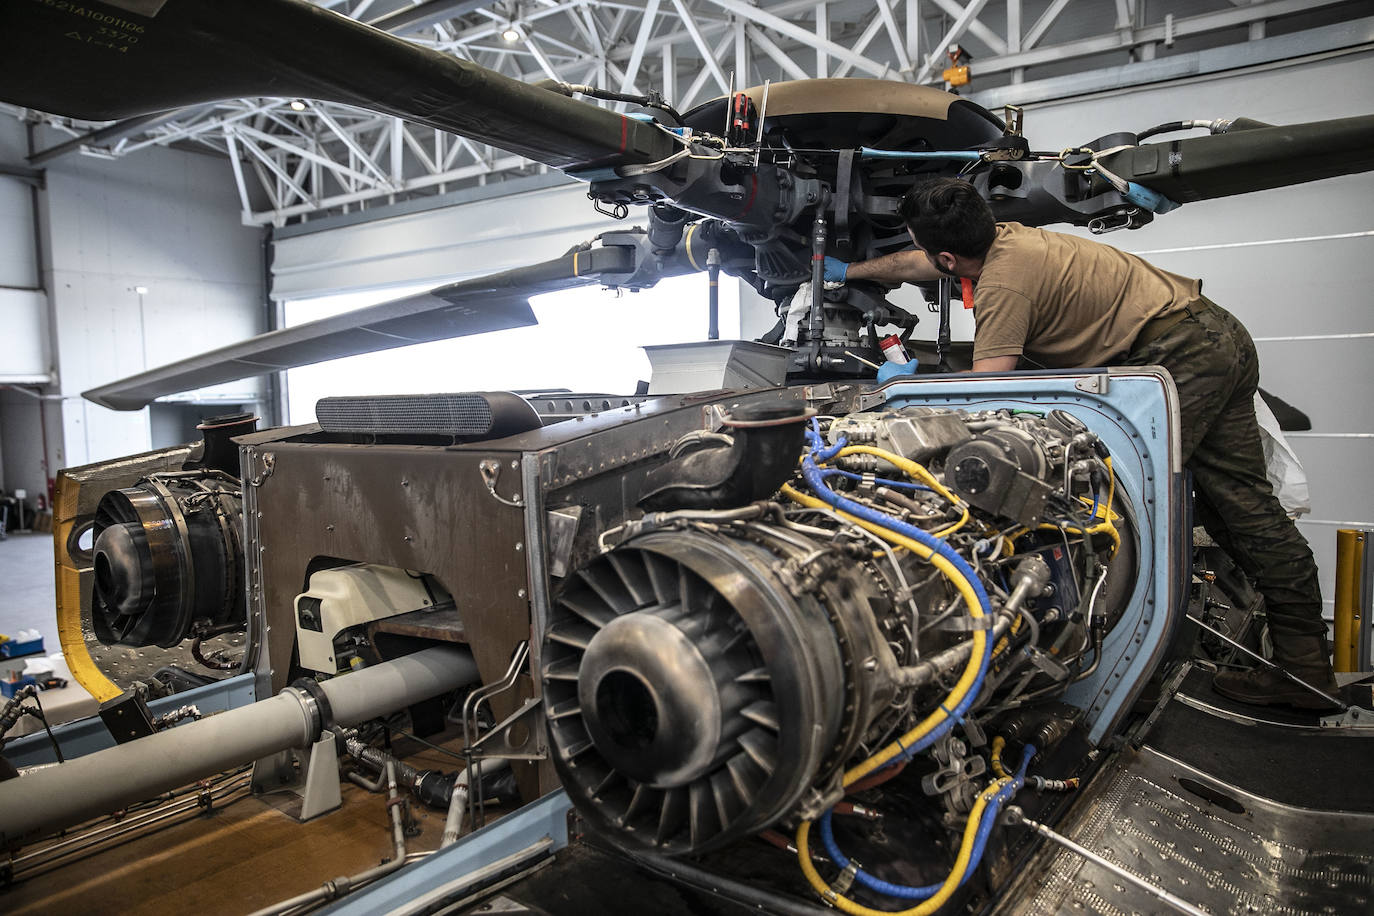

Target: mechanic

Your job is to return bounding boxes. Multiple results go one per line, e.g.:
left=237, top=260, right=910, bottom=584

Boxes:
left=825, top=177, right=1337, bottom=710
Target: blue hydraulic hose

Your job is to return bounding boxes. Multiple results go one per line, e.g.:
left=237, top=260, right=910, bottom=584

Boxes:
left=807, top=420, right=846, bottom=463
left=818, top=744, right=1038, bottom=900
left=825, top=468, right=933, bottom=492
left=798, top=441, right=993, bottom=761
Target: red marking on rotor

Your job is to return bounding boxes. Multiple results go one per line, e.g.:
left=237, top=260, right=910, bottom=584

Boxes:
left=812, top=254, right=824, bottom=261
left=738, top=175, right=759, bottom=218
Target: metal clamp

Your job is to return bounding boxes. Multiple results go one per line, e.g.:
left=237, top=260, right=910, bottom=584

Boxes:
left=479, top=459, right=524, bottom=508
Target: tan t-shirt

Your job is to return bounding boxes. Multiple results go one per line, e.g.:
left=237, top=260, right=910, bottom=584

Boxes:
left=972, top=223, right=1204, bottom=367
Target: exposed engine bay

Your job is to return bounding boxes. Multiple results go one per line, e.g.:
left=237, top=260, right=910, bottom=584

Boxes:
left=545, top=404, right=1136, bottom=864
left=15, top=368, right=1316, bottom=916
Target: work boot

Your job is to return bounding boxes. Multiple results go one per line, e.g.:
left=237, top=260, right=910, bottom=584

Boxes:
left=1212, top=629, right=1340, bottom=710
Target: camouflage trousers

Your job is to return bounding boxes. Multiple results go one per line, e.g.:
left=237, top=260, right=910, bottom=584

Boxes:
left=1124, top=300, right=1324, bottom=637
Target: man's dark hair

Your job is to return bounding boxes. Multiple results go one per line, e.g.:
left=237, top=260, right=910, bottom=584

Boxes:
left=898, top=178, right=997, bottom=258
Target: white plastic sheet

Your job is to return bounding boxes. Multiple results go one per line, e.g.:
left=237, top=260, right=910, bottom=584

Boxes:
left=1254, top=393, right=1311, bottom=518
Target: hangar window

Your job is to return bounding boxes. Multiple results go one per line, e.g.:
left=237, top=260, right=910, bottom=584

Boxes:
left=280, top=273, right=739, bottom=424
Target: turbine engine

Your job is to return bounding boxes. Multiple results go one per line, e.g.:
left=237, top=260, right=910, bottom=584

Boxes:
left=543, top=405, right=1136, bottom=854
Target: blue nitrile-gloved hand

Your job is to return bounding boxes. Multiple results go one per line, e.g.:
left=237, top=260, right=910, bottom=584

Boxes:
left=823, top=256, right=849, bottom=283
left=876, top=358, right=919, bottom=383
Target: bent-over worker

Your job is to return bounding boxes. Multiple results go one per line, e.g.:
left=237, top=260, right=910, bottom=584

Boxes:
left=826, top=177, right=1337, bottom=709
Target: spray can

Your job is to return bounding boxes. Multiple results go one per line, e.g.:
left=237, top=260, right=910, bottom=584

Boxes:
left=879, top=335, right=910, bottom=365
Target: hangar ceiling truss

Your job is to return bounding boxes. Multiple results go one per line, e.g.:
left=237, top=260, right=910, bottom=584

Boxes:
left=7, top=0, right=1369, bottom=227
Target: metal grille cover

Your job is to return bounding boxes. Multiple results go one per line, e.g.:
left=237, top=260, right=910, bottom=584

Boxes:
left=315, top=392, right=541, bottom=438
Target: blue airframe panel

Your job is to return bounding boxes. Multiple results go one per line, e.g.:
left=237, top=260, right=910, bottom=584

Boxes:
left=4, top=673, right=258, bottom=769
left=875, top=367, right=1185, bottom=743
left=323, top=790, right=574, bottom=914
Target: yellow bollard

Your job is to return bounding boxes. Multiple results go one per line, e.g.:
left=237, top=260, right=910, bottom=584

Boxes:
left=1333, top=529, right=1367, bottom=673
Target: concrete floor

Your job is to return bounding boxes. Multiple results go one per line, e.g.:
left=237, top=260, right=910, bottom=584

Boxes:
left=0, top=531, right=59, bottom=654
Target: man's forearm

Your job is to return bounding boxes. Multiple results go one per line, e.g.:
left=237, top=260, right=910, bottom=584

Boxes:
left=846, top=250, right=943, bottom=283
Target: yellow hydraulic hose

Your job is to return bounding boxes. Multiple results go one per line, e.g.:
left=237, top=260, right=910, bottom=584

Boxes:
left=990, top=736, right=1008, bottom=778
left=779, top=484, right=988, bottom=786
left=795, top=777, right=1011, bottom=915
left=832, top=445, right=972, bottom=536
left=1037, top=457, right=1120, bottom=554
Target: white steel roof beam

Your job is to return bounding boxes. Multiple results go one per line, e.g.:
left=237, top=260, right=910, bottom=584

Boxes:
left=874, top=0, right=913, bottom=72
left=915, top=0, right=992, bottom=83
left=122, top=101, right=285, bottom=154
left=832, top=11, right=886, bottom=80
left=661, top=43, right=676, bottom=101
left=814, top=1, right=827, bottom=78
left=235, top=131, right=310, bottom=206
left=247, top=154, right=528, bottom=224
left=746, top=24, right=809, bottom=81
left=978, top=0, right=1350, bottom=76
left=620, top=0, right=663, bottom=95
left=928, top=0, right=1006, bottom=55
left=400, top=122, right=440, bottom=174
left=704, top=0, right=892, bottom=79
left=672, top=0, right=732, bottom=94
left=1023, top=0, right=1072, bottom=50
left=235, top=123, right=382, bottom=190
left=247, top=156, right=283, bottom=212
left=523, top=34, right=565, bottom=81
left=307, top=103, right=391, bottom=185
left=223, top=131, right=255, bottom=222
left=906, top=0, right=922, bottom=67
left=677, top=27, right=734, bottom=109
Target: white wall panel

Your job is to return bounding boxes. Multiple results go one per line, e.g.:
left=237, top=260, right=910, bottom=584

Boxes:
left=0, top=289, right=49, bottom=382
left=0, top=176, right=37, bottom=289
left=1013, top=49, right=1374, bottom=623
left=40, top=136, right=268, bottom=470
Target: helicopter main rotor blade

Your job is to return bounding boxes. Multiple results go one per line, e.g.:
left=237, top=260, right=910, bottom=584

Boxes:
left=1101, top=116, right=1374, bottom=203
left=0, top=0, right=675, bottom=172
left=83, top=245, right=635, bottom=411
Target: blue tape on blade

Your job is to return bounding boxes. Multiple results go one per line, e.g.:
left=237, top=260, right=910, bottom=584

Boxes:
left=565, top=167, right=623, bottom=183
left=1124, top=182, right=1180, bottom=214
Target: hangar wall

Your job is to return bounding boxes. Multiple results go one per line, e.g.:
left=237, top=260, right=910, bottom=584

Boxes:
left=0, top=116, right=52, bottom=507
left=0, top=117, right=269, bottom=506
left=1001, top=48, right=1374, bottom=627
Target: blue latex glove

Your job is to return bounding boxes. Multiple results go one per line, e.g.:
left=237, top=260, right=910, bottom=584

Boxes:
left=876, top=358, right=919, bottom=383
left=823, top=256, right=849, bottom=283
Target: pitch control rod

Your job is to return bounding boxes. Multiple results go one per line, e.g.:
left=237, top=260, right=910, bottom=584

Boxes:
left=1186, top=614, right=1346, bottom=710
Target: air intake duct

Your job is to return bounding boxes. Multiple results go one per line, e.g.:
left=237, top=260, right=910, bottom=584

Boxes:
left=542, top=523, right=893, bottom=855
left=90, top=471, right=244, bottom=648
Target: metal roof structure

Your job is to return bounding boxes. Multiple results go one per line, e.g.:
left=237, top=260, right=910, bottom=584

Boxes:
left=6, top=0, right=1369, bottom=226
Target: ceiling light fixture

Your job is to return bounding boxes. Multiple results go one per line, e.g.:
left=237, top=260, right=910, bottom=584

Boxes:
left=501, top=23, right=521, bottom=42
left=290, top=99, right=307, bottom=112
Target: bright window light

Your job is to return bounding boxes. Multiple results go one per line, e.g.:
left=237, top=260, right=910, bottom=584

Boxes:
left=282, top=273, right=740, bottom=424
